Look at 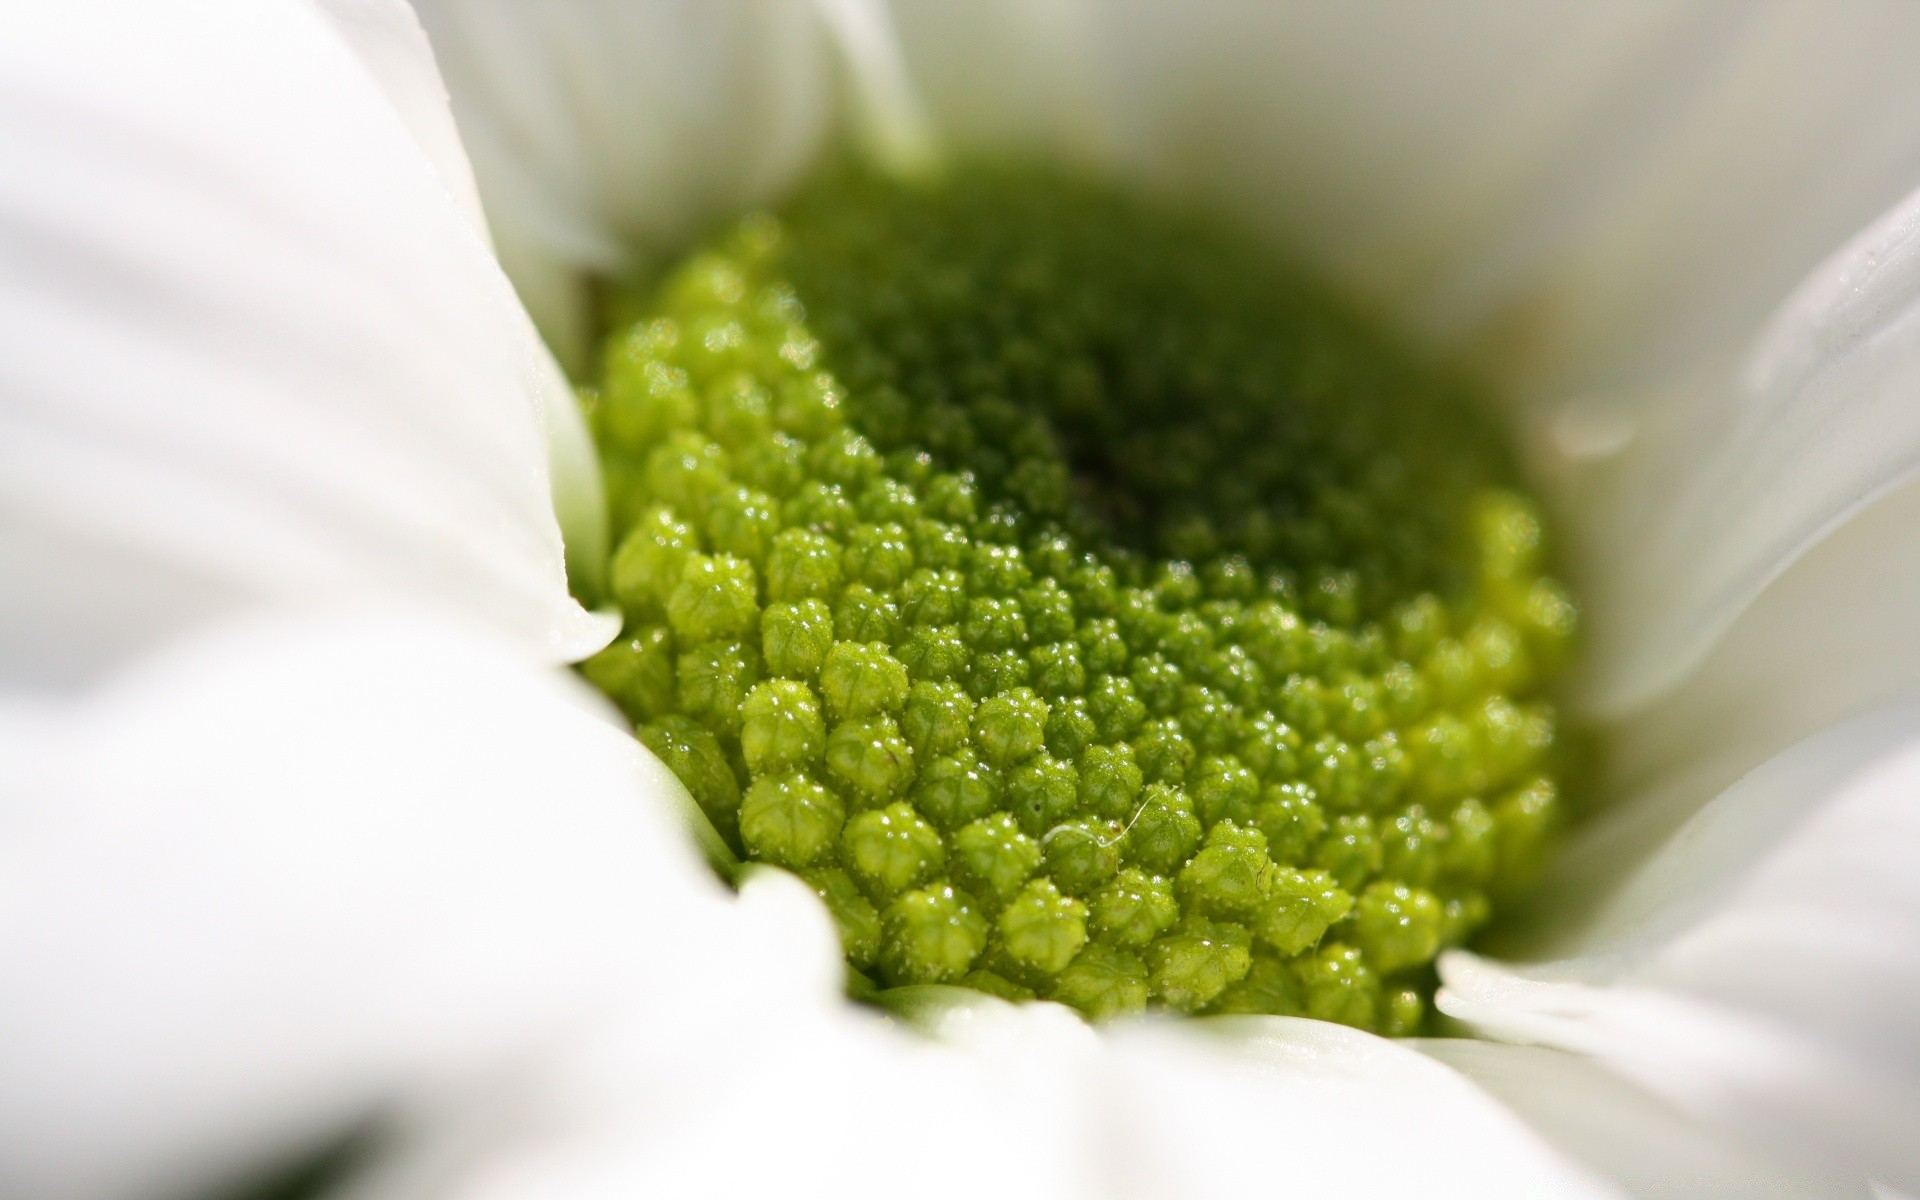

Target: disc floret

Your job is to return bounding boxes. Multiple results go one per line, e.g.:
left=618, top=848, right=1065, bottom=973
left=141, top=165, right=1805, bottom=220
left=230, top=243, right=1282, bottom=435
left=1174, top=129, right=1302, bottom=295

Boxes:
left=582, top=167, right=1577, bottom=1032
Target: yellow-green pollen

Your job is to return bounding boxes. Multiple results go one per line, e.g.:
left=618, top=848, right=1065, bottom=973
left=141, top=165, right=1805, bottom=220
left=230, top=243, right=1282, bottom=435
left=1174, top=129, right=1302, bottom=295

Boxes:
left=580, top=167, right=1578, bottom=1032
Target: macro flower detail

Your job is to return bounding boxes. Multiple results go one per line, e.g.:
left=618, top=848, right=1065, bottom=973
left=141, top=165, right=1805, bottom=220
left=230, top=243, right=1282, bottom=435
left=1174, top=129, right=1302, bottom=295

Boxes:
left=6, top=2, right=1920, bottom=1198
left=581, top=165, right=1575, bottom=1027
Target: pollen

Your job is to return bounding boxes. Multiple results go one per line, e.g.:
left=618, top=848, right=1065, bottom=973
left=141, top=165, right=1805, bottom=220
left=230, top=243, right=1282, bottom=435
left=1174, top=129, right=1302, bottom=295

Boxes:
left=580, top=166, right=1577, bottom=1032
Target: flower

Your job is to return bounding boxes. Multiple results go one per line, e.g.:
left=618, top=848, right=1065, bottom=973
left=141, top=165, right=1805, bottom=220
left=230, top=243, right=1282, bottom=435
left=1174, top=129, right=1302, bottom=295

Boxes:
left=4, top=1, right=1919, bottom=1197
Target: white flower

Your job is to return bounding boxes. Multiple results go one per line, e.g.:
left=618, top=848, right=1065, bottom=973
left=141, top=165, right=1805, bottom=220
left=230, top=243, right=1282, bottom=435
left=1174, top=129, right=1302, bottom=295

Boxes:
left=4, top=1, right=1919, bottom=1197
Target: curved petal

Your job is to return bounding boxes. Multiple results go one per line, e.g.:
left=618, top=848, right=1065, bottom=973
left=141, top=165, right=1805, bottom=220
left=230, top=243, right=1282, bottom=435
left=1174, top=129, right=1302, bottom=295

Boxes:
left=314, top=0, right=491, bottom=240
left=347, top=996, right=1618, bottom=1199
left=1570, top=179, right=1920, bottom=715
left=1097, top=1015, right=1621, bottom=1199
left=0, top=611, right=726, bottom=1200
left=887, top=1, right=1920, bottom=357
left=1548, top=474, right=1920, bottom=897
left=1440, top=698, right=1920, bottom=1190
left=409, top=0, right=833, bottom=370
left=814, top=0, right=940, bottom=178
left=317, top=0, right=612, bottom=608
left=0, top=0, right=607, bottom=690
left=1419, top=1039, right=1868, bottom=1199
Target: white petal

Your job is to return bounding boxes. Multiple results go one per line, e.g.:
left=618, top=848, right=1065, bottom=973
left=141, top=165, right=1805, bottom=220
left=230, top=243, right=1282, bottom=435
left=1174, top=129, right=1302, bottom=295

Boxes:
left=0, top=0, right=606, bottom=689
left=888, top=2, right=1920, bottom=346
left=1099, top=1016, right=1621, bottom=1199
left=318, top=0, right=615, bottom=609
left=350, top=996, right=1617, bottom=1200
left=877, top=0, right=1117, bottom=161
left=410, top=0, right=833, bottom=369
left=0, top=610, right=727, bottom=1200
left=815, top=0, right=940, bottom=178
left=1419, top=1039, right=1868, bottom=1199
left=1440, top=699, right=1920, bottom=1189
left=314, top=0, right=492, bottom=239
left=1571, top=179, right=1920, bottom=715
left=1544, top=475, right=1920, bottom=901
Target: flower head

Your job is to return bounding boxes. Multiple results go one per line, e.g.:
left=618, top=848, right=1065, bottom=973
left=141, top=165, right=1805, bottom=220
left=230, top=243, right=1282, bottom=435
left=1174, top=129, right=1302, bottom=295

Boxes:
left=5, top=1, right=1920, bottom=1197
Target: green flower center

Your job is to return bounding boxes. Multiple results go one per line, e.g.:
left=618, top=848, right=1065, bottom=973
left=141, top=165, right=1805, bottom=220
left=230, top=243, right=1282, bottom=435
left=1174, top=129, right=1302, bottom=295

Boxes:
left=579, top=165, right=1577, bottom=1032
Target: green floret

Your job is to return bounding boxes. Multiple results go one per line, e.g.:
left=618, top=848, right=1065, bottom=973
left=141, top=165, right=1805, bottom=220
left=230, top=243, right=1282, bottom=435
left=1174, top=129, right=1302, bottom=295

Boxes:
left=843, top=800, right=944, bottom=898
left=883, top=884, right=988, bottom=983
left=739, top=679, right=825, bottom=774
left=825, top=715, right=915, bottom=805
left=581, top=163, right=1580, bottom=1032
left=911, top=748, right=1003, bottom=830
left=1353, top=881, right=1444, bottom=973
left=1126, top=783, right=1204, bottom=876
left=1255, top=867, right=1354, bottom=956
left=952, top=813, right=1042, bottom=904
left=1148, top=914, right=1254, bottom=1012
left=1042, top=818, right=1124, bottom=895
left=1051, top=944, right=1150, bottom=1021
left=997, top=877, right=1090, bottom=975
left=666, top=554, right=759, bottom=642
left=760, top=598, right=833, bottom=679
left=1088, top=868, right=1180, bottom=948
left=819, top=641, right=908, bottom=721
left=739, top=769, right=842, bottom=869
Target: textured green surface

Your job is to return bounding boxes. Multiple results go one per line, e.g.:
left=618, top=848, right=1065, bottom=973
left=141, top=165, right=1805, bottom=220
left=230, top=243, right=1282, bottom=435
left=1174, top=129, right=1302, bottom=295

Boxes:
left=581, top=167, right=1577, bottom=1030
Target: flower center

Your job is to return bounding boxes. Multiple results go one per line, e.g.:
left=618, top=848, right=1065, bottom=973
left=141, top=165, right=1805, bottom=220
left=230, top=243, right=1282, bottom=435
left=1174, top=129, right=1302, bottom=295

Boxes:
left=579, top=165, right=1577, bottom=1031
